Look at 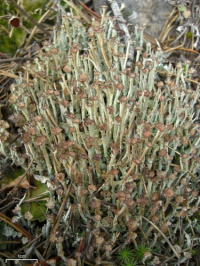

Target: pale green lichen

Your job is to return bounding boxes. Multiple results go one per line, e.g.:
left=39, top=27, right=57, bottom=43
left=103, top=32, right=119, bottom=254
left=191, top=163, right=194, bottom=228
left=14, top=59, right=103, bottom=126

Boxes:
left=3, top=11, right=200, bottom=264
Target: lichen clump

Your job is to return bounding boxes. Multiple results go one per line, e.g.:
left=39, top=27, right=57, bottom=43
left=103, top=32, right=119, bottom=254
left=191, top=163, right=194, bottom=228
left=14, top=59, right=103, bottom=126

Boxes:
left=4, top=12, right=200, bottom=263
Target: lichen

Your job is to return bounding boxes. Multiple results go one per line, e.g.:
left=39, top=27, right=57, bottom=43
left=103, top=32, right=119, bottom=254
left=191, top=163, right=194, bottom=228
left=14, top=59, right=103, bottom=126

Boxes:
left=3, top=11, right=200, bottom=264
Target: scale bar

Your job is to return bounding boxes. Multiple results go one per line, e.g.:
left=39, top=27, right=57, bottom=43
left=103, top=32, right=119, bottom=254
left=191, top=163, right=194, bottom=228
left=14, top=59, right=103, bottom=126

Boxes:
left=5, top=259, right=38, bottom=262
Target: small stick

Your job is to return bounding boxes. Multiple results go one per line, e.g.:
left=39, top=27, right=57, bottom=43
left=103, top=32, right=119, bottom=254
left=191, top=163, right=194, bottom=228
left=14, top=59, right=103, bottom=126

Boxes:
left=50, top=179, right=73, bottom=235
left=0, top=69, right=26, bottom=80
left=156, top=69, right=200, bottom=85
left=0, top=212, right=33, bottom=240
left=79, top=1, right=101, bottom=20
left=0, top=57, right=33, bottom=63
left=13, top=232, right=43, bottom=256
left=24, top=8, right=54, bottom=48
left=141, top=216, right=180, bottom=259
left=63, top=0, right=91, bottom=24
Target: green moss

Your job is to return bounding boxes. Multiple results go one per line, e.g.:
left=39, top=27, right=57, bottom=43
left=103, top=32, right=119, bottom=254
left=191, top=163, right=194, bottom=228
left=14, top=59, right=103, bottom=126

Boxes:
left=187, top=32, right=193, bottom=39
left=23, top=0, right=49, bottom=12
left=118, top=247, right=134, bottom=263
left=134, top=244, right=151, bottom=261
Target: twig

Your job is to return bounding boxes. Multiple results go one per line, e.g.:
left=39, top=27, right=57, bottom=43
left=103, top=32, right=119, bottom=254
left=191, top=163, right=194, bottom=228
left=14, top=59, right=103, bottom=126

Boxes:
left=0, top=69, right=26, bottom=80
left=0, top=241, right=21, bottom=244
left=50, top=179, right=73, bottom=236
left=63, top=0, right=91, bottom=24
left=162, top=243, right=199, bottom=264
left=14, top=232, right=44, bottom=256
left=156, top=69, right=200, bottom=85
left=0, top=57, right=33, bottom=63
left=24, top=8, right=54, bottom=49
left=79, top=1, right=101, bottom=20
left=141, top=216, right=180, bottom=259
left=0, top=212, right=34, bottom=240
left=164, top=46, right=199, bottom=55
left=107, top=0, right=134, bottom=68
left=0, top=251, right=15, bottom=259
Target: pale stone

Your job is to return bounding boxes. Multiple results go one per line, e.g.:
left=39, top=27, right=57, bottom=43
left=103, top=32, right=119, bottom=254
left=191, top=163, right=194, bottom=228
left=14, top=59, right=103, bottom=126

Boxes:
left=93, top=0, right=173, bottom=38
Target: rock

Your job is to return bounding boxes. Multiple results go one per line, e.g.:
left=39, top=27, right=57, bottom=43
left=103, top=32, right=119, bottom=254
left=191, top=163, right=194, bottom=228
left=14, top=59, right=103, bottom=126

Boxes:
left=93, top=0, right=173, bottom=38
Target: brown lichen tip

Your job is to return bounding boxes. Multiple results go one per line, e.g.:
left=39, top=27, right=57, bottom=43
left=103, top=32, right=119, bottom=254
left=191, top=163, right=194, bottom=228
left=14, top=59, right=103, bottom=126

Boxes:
left=34, top=135, right=46, bottom=146
left=158, top=148, right=167, bottom=157
left=162, top=188, right=174, bottom=198
left=52, top=127, right=62, bottom=135
left=126, top=219, right=139, bottom=231
left=90, top=200, right=101, bottom=209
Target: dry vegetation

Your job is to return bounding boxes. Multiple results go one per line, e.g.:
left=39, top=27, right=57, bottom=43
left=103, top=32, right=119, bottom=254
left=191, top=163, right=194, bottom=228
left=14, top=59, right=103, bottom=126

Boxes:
left=0, top=1, right=199, bottom=265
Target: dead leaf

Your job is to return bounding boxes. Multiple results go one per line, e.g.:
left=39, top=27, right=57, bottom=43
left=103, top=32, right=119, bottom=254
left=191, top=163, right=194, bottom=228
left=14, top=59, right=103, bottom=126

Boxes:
left=1, top=175, right=34, bottom=190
